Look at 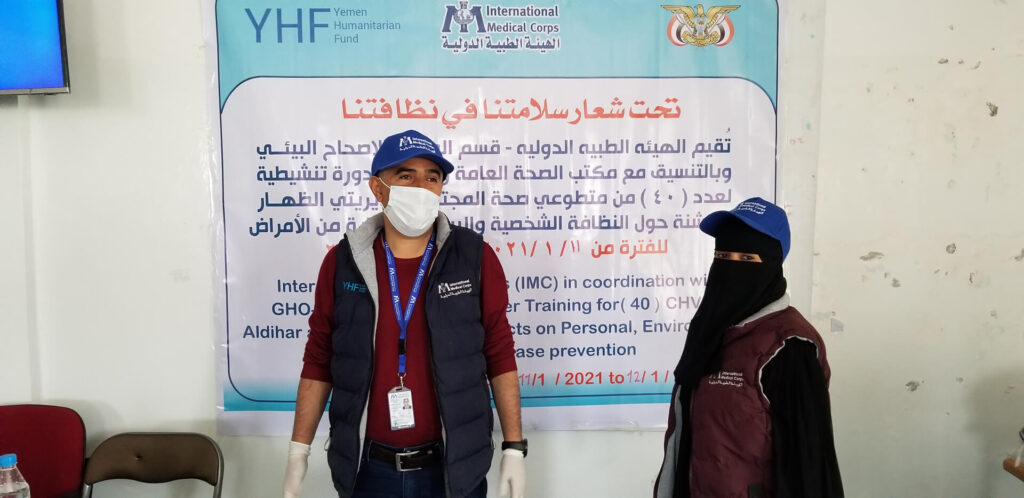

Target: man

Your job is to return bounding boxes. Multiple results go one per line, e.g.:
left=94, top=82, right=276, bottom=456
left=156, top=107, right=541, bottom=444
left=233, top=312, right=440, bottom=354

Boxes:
left=655, top=197, right=843, bottom=498
left=284, top=130, right=527, bottom=498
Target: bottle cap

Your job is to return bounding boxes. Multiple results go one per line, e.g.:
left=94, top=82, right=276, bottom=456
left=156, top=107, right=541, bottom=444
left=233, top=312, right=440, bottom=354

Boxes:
left=0, top=453, right=16, bottom=467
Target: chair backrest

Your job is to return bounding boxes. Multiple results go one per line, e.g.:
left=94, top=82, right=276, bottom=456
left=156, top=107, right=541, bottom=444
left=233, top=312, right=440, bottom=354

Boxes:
left=0, top=404, right=86, bottom=498
left=81, top=432, right=223, bottom=498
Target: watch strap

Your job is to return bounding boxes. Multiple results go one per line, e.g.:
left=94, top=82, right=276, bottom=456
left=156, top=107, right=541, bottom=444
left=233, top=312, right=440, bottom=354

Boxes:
left=501, top=439, right=528, bottom=457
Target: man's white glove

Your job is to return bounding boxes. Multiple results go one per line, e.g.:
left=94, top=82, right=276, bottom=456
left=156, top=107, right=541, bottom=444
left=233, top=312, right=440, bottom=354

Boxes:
left=497, top=448, right=526, bottom=498
left=283, top=441, right=311, bottom=498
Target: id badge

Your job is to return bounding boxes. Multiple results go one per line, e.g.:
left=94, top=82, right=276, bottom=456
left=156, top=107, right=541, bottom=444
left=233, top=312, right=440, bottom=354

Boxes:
left=388, top=386, right=415, bottom=430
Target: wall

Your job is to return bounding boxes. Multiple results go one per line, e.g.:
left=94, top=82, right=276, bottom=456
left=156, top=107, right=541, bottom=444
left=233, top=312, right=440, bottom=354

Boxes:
left=812, top=1, right=1024, bottom=495
left=1, top=1, right=217, bottom=495
left=1, top=1, right=1022, bottom=496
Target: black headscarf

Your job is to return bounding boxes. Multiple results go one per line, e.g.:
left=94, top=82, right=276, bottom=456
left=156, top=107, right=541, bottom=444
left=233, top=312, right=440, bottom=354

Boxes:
left=669, top=216, right=788, bottom=497
left=674, top=217, right=787, bottom=388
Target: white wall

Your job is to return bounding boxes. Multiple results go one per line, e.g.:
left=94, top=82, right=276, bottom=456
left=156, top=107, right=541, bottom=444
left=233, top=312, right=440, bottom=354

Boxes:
left=2, top=1, right=1022, bottom=497
left=812, top=1, right=1024, bottom=496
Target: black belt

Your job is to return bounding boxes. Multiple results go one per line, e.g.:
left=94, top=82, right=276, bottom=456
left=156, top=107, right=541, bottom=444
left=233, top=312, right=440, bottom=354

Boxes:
left=368, top=441, right=443, bottom=472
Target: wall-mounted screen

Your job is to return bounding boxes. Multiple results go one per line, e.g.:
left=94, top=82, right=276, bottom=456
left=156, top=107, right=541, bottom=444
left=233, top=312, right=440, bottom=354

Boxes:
left=0, top=0, right=70, bottom=95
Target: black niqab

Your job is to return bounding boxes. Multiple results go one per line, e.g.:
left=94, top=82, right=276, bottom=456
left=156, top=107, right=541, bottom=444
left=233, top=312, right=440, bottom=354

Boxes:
left=674, top=217, right=787, bottom=387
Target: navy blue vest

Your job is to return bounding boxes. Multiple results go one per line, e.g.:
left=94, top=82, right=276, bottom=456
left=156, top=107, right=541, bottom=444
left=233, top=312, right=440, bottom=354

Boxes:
left=327, top=226, right=493, bottom=498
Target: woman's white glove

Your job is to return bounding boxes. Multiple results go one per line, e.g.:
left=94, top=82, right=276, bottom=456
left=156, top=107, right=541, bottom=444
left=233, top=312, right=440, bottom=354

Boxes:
left=497, top=448, right=526, bottom=498
left=283, top=441, right=311, bottom=498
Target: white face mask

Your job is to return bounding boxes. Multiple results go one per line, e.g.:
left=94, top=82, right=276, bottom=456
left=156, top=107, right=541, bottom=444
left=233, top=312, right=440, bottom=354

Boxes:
left=379, top=180, right=440, bottom=237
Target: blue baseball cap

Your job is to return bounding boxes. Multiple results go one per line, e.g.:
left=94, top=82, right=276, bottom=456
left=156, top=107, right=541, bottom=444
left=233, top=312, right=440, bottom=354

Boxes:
left=370, top=130, right=454, bottom=178
left=699, top=197, right=791, bottom=260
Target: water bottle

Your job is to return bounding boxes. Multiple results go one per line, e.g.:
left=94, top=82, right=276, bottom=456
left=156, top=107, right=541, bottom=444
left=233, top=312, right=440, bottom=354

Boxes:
left=0, top=454, right=30, bottom=498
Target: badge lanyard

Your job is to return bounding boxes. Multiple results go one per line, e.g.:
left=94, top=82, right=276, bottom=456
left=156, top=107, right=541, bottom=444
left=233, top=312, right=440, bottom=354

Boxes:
left=381, top=234, right=435, bottom=386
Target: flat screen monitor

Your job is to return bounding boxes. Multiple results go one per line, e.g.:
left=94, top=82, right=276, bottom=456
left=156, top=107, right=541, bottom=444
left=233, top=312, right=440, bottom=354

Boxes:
left=0, top=0, right=71, bottom=95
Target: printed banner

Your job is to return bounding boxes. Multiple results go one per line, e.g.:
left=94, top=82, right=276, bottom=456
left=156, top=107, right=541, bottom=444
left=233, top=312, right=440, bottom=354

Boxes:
left=210, top=0, right=780, bottom=434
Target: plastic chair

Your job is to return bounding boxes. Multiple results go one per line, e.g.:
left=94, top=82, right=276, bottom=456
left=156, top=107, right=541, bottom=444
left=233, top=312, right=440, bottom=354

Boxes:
left=81, top=432, right=223, bottom=497
left=0, top=404, right=86, bottom=498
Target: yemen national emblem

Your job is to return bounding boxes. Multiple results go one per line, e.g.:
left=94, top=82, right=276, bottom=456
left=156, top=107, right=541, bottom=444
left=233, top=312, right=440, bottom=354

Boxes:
left=662, top=4, right=739, bottom=47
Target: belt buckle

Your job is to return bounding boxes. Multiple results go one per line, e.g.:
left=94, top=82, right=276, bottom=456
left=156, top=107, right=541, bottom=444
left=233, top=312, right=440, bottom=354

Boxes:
left=394, top=450, right=419, bottom=472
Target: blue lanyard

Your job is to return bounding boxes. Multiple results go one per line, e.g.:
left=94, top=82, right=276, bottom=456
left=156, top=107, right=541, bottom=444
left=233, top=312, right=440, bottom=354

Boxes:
left=382, top=234, right=435, bottom=379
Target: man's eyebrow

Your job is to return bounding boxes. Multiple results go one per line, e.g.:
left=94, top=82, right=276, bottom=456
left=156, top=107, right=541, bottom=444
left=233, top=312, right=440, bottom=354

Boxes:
left=392, top=166, right=442, bottom=175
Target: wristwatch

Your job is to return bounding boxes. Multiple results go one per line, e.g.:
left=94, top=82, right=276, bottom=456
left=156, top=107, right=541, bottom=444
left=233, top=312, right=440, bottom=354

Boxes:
left=501, top=439, right=528, bottom=457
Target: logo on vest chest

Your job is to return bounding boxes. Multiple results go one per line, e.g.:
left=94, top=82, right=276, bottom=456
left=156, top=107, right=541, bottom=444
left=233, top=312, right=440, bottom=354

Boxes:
left=439, top=279, right=473, bottom=298
left=341, top=281, right=368, bottom=293
left=705, top=370, right=744, bottom=388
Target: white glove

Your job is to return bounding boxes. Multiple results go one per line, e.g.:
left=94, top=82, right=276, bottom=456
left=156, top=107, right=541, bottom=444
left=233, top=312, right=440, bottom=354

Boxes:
left=497, top=448, right=526, bottom=498
left=283, top=441, right=311, bottom=498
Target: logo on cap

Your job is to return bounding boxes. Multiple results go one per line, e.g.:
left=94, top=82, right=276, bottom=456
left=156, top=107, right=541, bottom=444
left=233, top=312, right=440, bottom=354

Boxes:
left=398, top=135, right=438, bottom=153
left=734, top=200, right=767, bottom=215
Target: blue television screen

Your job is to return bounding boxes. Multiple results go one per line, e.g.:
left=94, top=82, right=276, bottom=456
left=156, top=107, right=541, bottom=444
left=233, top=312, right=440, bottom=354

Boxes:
left=0, top=0, right=70, bottom=94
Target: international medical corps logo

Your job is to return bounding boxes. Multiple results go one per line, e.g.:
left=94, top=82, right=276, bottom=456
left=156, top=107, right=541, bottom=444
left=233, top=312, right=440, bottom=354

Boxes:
left=706, top=371, right=744, bottom=388
left=398, top=135, right=438, bottom=153
left=440, top=1, right=563, bottom=54
left=438, top=279, right=473, bottom=299
left=735, top=199, right=767, bottom=215
left=661, top=4, right=739, bottom=47
left=443, top=1, right=485, bottom=33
